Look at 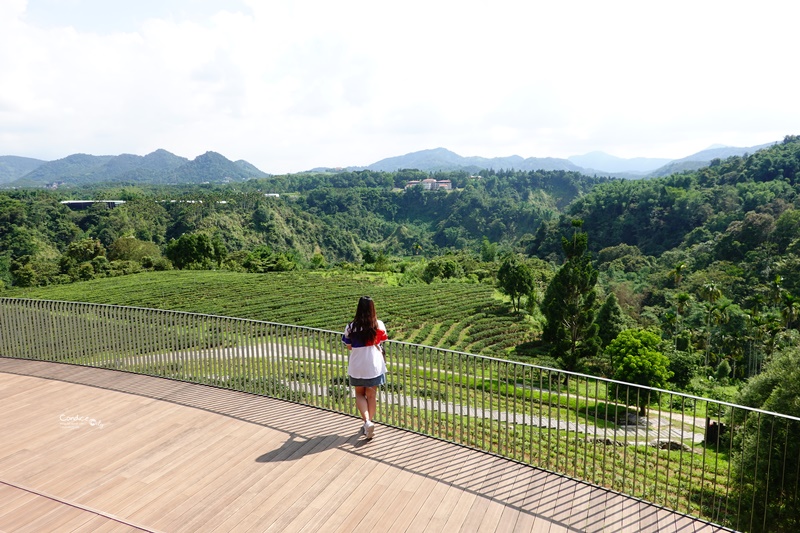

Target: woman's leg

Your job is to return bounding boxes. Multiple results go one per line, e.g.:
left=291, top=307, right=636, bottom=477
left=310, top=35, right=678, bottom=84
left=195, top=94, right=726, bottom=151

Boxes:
left=354, top=386, right=369, bottom=422
left=365, top=386, right=378, bottom=421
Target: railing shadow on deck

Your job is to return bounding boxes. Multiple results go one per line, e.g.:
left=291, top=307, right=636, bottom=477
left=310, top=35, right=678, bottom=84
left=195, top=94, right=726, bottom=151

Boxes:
left=1, top=297, right=798, bottom=532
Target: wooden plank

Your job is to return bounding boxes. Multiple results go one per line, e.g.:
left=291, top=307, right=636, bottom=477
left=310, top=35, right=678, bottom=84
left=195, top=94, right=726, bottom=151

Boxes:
left=450, top=455, right=509, bottom=532
left=422, top=447, right=483, bottom=532
left=581, top=486, right=612, bottom=533
left=476, top=460, right=524, bottom=532
left=209, top=434, right=352, bottom=532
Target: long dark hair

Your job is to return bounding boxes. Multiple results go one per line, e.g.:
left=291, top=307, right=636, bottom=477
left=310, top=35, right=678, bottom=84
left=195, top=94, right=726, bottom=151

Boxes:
left=349, top=296, right=378, bottom=344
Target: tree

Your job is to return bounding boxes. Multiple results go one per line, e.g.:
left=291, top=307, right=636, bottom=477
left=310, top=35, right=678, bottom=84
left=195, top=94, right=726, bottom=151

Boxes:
left=422, top=256, right=464, bottom=283
left=668, top=262, right=686, bottom=288
left=699, top=281, right=723, bottom=366
left=609, top=329, right=672, bottom=415
left=164, top=233, right=215, bottom=269
left=480, top=237, right=497, bottom=262
left=541, top=221, right=601, bottom=372
left=497, top=254, right=535, bottom=313
left=595, top=292, right=626, bottom=351
left=733, top=346, right=800, bottom=532
left=107, top=236, right=161, bottom=263
left=59, top=238, right=106, bottom=280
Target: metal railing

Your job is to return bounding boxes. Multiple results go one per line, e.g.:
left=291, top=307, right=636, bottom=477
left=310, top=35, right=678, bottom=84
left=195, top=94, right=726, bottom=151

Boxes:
left=1, top=298, right=798, bottom=532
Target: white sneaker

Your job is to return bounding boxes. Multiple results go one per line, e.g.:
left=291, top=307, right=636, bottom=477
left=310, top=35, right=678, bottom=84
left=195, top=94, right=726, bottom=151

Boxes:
left=364, top=421, right=375, bottom=439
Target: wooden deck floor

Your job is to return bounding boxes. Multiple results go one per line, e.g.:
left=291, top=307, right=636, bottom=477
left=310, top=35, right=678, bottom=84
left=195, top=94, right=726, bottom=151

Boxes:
left=0, top=358, right=729, bottom=533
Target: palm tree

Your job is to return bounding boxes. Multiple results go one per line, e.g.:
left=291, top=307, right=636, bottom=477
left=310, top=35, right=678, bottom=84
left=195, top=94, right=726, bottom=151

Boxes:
left=675, top=292, right=692, bottom=341
left=781, top=293, right=800, bottom=330
left=699, top=282, right=722, bottom=366
left=770, top=275, right=784, bottom=307
left=669, top=262, right=686, bottom=287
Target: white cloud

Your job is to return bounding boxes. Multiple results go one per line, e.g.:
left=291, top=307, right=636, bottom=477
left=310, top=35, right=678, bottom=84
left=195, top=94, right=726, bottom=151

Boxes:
left=1, top=0, right=798, bottom=172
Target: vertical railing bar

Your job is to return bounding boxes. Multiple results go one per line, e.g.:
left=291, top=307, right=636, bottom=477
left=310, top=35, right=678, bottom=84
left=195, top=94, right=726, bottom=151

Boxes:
left=504, top=362, right=510, bottom=459
left=459, top=354, right=465, bottom=446
left=722, top=405, right=735, bottom=525
left=246, top=319, right=255, bottom=392
left=84, top=303, right=95, bottom=366
left=293, top=325, right=301, bottom=400
left=601, top=381, right=609, bottom=488
left=15, top=300, right=28, bottom=360
left=67, top=301, right=78, bottom=361
left=676, top=395, right=688, bottom=515
left=16, top=300, right=30, bottom=360
left=102, top=304, right=112, bottom=369
left=582, top=377, right=588, bottom=480
left=735, top=410, right=747, bottom=532
left=574, top=376, right=581, bottom=476
left=424, top=347, right=430, bottom=435
left=11, top=300, right=25, bottom=359
left=691, top=395, right=701, bottom=516
left=231, top=317, right=241, bottom=391
left=761, top=416, right=776, bottom=532
left=700, top=399, right=710, bottom=517
left=219, top=315, right=228, bottom=386
left=512, top=363, right=519, bottom=461
left=749, top=412, right=763, bottom=533
left=481, top=358, right=486, bottom=452
left=265, top=323, right=275, bottom=397
left=180, top=310, right=190, bottom=382
left=303, top=326, right=310, bottom=405
left=622, top=386, right=630, bottom=495
left=794, top=422, right=800, bottom=523
left=712, top=405, right=722, bottom=521
left=633, top=387, right=639, bottom=497
left=56, top=300, right=67, bottom=362
left=59, top=301, right=71, bottom=361
left=437, top=349, right=442, bottom=438
left=564, top=374, right=571, bottom=476
left=778, top=418, right=789, bottom=527
left=42, top=300, right=53, bottom=362
left=67, top=301, right=80, bottom=361
left=24, top=300, right=32, bottom=359
left=187, top=311, right=197, bottom=383
left=101, top=303, right=113, bottom=368
left=546, top=371, right=553, bottom=472
left=26, top=300, right=37, bottom=360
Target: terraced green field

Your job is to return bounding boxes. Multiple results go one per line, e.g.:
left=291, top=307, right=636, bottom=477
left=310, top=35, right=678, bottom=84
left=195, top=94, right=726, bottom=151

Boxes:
left=5, top=270, right=536, bottom=357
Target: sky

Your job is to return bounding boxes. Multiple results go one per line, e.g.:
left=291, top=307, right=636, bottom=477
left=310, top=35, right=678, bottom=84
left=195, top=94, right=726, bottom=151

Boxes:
left=1, top=0, right=797, bottom=174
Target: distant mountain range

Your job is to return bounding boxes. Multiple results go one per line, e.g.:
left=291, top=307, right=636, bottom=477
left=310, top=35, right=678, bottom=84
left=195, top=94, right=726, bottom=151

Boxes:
left=0, top=141, right=778, bottom=187
left=344, top=142, right=776, bottom=178
left=0, top=150, right=269, bottom=187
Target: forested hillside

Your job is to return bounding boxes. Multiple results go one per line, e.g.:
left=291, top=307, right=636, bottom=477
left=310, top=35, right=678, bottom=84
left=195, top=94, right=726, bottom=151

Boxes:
left=2, top=135, right=800, bottom=406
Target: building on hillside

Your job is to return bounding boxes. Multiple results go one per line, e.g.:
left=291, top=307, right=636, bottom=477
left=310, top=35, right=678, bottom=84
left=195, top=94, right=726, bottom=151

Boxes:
left=60, top=200, right=125, bottom=210
left=404, top=179, right=453, bottom=191
left=421, top=178, right=438, bottom=190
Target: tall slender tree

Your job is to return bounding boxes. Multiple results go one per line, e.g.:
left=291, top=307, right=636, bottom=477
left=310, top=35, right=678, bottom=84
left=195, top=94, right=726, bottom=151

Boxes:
left=541, top=220, right=601, bottom=373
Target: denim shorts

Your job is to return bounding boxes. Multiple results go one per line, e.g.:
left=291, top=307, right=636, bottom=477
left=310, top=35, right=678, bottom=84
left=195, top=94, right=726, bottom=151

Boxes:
left=349, top=374, right=386, bottom=387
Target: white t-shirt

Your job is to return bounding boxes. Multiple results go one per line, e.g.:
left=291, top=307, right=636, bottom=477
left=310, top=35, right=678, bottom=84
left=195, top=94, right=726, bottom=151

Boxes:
left=343, top=319, right=388, bottom=379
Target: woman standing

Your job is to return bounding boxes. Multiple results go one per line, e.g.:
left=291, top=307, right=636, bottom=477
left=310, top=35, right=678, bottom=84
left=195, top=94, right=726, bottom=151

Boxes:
left=342, top=296, right=388, bottom=439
